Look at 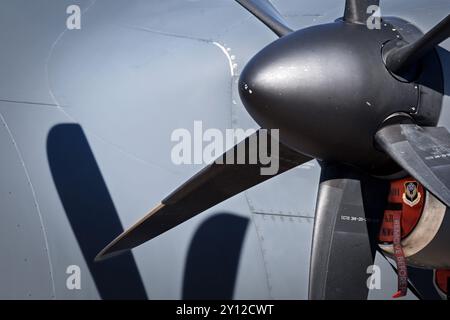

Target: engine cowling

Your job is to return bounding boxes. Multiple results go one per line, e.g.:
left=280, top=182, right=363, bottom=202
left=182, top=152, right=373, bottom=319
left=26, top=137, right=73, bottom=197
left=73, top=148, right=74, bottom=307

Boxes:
left=378, top=179, right=450, bottom=269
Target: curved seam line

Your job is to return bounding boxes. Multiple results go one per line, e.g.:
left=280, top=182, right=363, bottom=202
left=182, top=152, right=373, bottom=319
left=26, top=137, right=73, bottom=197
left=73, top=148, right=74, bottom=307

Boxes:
left=45, top=8, right=199, bottom=176
left=45, top=1, right=153, bottom=299
left=244, top=193, right=274, bottom=299
left=0, top=112, right=56, bottom=298
left=122, top=25, right=237, bottom=77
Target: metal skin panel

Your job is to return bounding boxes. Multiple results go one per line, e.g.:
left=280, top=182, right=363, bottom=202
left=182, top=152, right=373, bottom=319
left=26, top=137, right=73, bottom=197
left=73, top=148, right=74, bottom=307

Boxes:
left=251, top=213, right=313, bottom=299
left=0, top=105, right=100, bottom=299
left=0, top=0, right=95, bottom=105
left=0, top=110, right=53, bottom=299
left=47, top=21, right=232, bottom=176
left=245, top=163, right=320, bottom=218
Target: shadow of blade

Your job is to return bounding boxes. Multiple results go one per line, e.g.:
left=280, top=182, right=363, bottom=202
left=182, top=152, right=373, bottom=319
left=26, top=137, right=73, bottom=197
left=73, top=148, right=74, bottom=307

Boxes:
left=47, top=124, right=147, bottom=300
left=182, top=213, right=249, bottom=299
left=407, top=267, right=441, bottom=300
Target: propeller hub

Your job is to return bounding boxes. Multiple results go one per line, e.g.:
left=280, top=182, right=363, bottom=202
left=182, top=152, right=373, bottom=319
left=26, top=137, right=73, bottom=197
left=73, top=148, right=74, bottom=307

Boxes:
left=239, top=20, right=442, bottom=174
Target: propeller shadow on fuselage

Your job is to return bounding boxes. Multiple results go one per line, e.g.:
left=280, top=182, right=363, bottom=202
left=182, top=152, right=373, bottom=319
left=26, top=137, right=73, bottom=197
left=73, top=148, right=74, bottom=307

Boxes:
left=47, top=123, right=148, bottom=300
left=47, top=124, right=250, bottom=300
left=182, top=213, right=249, bottom=300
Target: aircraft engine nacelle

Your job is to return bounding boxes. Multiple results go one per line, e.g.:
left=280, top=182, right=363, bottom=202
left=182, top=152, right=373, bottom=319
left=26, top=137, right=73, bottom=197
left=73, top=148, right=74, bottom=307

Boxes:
left=378, top=180, right=450, bottom=269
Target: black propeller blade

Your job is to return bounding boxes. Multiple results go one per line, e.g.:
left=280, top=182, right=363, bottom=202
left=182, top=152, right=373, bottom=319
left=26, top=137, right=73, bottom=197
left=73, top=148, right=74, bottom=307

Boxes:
left=235, top=0, right=293, bottom=37
left=385, top=14, right=450, bottom=76
left=375, top=124, right=450, bottom=208
left=96, top=130, right=312, bottom=260
left=344, top=0, right=380, bottom=25
left=309, top=163, right=389, bottom=300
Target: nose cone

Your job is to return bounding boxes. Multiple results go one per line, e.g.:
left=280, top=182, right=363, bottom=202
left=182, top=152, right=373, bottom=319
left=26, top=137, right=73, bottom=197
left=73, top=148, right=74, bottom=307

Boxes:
left=238, top=39, right=305, bottom=131
left=238, top=27, right=343, bottom=136
left=237, top=21, right=414, bottom=171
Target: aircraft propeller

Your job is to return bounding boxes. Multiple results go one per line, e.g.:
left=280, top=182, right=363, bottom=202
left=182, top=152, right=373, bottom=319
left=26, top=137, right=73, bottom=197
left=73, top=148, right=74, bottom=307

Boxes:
left=97, top=0, right=450, bottom=300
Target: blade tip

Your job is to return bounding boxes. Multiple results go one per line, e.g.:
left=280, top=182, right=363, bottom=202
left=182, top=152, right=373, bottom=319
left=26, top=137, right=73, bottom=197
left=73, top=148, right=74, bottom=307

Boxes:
left=94, top=202, right=166, bottom=262
left=94, top=252, right=107, bottom=262
left=95, top=246, right=128, bottom=262
left=95, top=233, right=130, bottom=262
